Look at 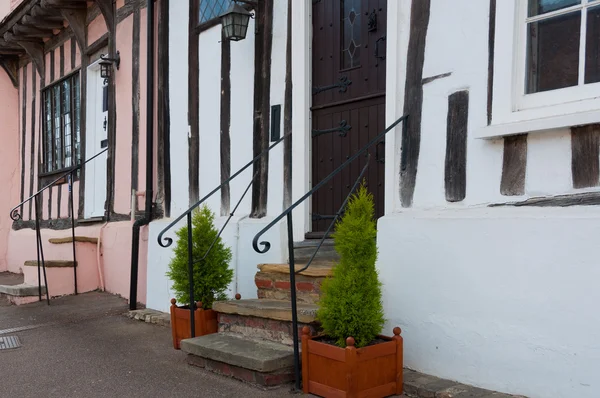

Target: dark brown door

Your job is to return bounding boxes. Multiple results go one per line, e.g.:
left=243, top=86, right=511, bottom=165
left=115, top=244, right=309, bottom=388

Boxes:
left=310, top=0, right=387, bottom=235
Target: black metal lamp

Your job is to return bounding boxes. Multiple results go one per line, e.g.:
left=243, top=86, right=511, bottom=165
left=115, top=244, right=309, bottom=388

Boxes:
left=99, top=51, right=121, bottom=80
left=220, top=2, right=253, bottom=41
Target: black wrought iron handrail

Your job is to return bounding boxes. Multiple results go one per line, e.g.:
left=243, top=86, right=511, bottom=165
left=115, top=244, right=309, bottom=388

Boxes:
left=10, top=148, right=108, bottom=222
left=251, top=114, right=408, bottom=390
left=8, top=148, right=109, bottom=305
left=156, top=131, right=291, bottom=339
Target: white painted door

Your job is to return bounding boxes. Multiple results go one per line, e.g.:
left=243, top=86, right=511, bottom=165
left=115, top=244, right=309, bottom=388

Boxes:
left=84, top=67, right=108, bottom=218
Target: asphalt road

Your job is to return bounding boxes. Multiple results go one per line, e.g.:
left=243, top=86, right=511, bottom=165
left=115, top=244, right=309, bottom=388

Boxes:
left=0, top=292, right=299, bottom=398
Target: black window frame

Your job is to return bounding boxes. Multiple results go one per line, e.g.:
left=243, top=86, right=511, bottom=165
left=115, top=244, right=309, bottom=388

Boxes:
left=41, top=70, right=81, bottom=177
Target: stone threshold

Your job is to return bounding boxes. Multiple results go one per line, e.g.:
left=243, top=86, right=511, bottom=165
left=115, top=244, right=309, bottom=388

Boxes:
left=404, top=369, right=528, bottom=398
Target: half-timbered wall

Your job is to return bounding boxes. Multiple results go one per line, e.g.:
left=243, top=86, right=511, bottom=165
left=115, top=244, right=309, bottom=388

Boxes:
left=3, top=0, right=163, bottom=304
left=377, top=1, right=600, bottom=398
left=147, top=0, right=290, bottom=312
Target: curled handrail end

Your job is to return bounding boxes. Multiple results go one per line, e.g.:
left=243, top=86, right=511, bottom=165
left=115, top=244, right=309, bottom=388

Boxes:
left=157, top=235, right=173, bottom=248
left=252, top=239, right=271, bottom=254
left=10, top=209, right=21, bottom=221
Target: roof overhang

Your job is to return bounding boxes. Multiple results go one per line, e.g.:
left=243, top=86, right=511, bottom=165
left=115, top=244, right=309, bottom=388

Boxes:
left=0, top=0, right=113, bottom=85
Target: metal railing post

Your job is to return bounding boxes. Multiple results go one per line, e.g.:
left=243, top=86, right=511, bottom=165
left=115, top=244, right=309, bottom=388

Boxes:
left=187, top=212, right=196, bottom=338
left=34, top=196, right=42, bottom=301
left=69, top=173, right=78, bottom=295
left=34, top=196, right=50, bottom=305
left=287, top=212, right=301, bottom=391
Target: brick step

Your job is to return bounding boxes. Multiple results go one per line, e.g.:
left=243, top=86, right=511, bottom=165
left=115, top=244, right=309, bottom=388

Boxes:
left=255, top=263, right=333, bottom=304
left=213, top=299, right=319, bottom=346
left=182, top=332, right=296, bottom=387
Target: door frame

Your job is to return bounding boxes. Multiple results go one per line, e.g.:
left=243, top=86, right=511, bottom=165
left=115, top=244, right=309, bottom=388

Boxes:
left=83, top=60, right=108, bottom=219
left=291, top=1, right=407, bottom=239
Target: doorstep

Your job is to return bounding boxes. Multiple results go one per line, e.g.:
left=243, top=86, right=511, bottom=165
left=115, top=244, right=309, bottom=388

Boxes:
left=403, top=369, right=528, bottom=398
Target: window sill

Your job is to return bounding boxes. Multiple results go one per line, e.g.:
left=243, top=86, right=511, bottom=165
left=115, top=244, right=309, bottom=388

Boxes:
left=476, top=109, right=600, bottom=140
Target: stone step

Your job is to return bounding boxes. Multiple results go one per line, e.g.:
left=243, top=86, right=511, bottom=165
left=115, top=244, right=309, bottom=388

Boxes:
left=182, top=333, right=296, bottom=387
left=213, top=299, right=318, bottom=323
left=255, top=263, right=332, bottom=304
left=48, top=236, right=98, bottom=244
left=24, top=260, right=77, bottom=268
left=214, top=299, right=319, bottom=346
left=293, top=239, right=339, bottom=264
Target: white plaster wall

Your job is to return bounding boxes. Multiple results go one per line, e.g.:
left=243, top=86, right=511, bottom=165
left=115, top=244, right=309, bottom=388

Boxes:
left=229, top=17, right=255, bottom=216
left=198, top=25, right=222, bottom=212
left=526, top=130, right=572, bottom=197
left=266, top=0, right=287, bottom=217
left=167, top=0, right=189, bottom=215
left=377, top=208, right=600, bottom=398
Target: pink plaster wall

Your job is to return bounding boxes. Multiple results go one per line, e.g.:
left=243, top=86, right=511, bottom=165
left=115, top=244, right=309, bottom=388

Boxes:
left=0, top=68, right=20, bottom=271
left=88, top=14, right=107, bottom=46
left=5, top=221, right=146, bottom=302
left=64, top=40, right=72, bottom=75
left=114, top=14, right=134, bottom=215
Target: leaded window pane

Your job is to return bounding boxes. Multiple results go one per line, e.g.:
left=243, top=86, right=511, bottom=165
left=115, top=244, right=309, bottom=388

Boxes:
left=341, top=0, right=361, bottom=69
left=199, top=0, right=232, bottom=24
left=41, top=72, right=81, bottom=173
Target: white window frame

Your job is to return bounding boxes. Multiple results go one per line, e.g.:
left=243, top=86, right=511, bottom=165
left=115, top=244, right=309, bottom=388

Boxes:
left=516, top=0, right=600, bottom=109
left=479, top=0, right=600, bottom=138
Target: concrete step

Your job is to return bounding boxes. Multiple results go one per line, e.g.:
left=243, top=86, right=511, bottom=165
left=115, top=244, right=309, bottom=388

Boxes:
left=0, top=283, right=47, bottom=305
left=182, top=332, right=296, bottom=387
left=255, top=263, right=332, bottom=304
left=214, top=299, right=319, bottom=346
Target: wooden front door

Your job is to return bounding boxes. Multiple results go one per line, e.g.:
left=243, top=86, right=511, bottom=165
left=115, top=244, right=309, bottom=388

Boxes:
left=311, top=0, right=387, bottom=235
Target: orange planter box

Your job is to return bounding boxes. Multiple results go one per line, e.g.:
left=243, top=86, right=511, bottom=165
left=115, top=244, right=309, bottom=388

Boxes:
left=301, top=327, right=403, bottom=398
left=170, top=298, right=218, bottom=350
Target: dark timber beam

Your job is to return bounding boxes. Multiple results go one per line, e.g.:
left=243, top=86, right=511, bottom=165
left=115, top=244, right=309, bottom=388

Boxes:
left=4, top=32, right=45, bottom=77
left=60, top=8, right=87, bottom=51
left=400, top=0, right=431, bottom=207
left=30, top=5, right=62, bottom=18
left=13, top=23, right=56, bottom=38
left=0, top=1, right=38, bottom=37
left=0, top=57, right=19, bottom=87
left=21, top=15, right=66, bottom=30
left=95, top=0, right=115, bottom=35
left=41, top=0, right=88, bottom=10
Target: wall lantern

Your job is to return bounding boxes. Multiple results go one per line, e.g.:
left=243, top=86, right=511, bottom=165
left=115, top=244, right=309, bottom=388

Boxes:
left=220, top=2, right=253, bottom=41
left=99, top=51, right=121, bottom=80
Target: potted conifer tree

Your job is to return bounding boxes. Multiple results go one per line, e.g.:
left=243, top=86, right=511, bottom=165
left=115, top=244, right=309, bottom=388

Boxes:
left=302, top=185, right=404, bottom=397
left=167, top=204, right=233, bottom=349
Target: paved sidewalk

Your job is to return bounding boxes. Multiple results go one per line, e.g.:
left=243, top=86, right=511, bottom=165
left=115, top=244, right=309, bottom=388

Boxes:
left=0, top=292, right=299, bottom=397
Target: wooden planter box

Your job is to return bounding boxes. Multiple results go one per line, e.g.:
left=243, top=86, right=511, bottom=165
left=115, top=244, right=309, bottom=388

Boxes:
left=301, top=327, right=403, bottom=398
left=170, top=298, right=218, bottom=349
